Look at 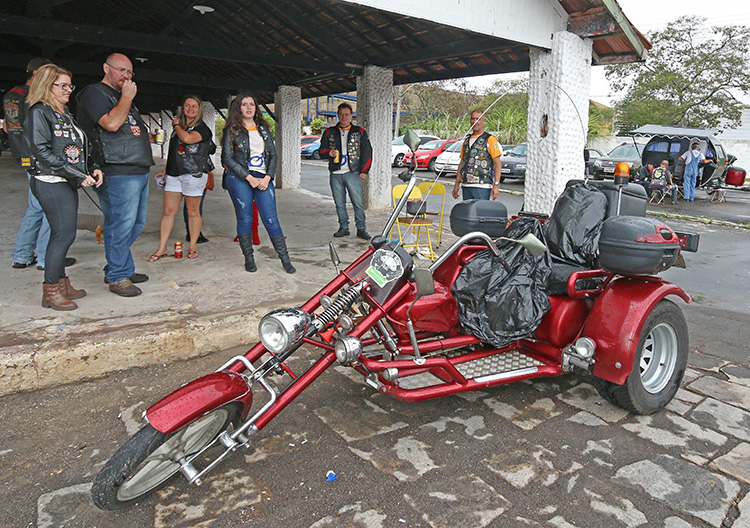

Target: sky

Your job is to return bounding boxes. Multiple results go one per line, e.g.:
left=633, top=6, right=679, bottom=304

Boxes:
left=468, top=0, right=750, bottom=106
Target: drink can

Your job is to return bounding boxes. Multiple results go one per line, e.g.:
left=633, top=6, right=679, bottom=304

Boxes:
left=174, top=241, right=183, bottom=258
left=155, top=129, right=165, bottom=145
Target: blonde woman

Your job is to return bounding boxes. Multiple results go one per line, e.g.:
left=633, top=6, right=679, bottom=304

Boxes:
left=149, top=95, right=213, bottom=261
left=25, top=63, right=102, bottom=310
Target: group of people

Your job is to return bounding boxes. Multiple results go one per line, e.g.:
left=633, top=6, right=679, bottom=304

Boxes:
left=4, top=53, right=308, bottom=311
left=634, top=143, right=714, bottom=204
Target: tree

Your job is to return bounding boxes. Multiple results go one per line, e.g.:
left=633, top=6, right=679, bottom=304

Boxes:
left=479, top=78, right=529, bottom=144
left=400, top=80, right=480, bottom=138
left=606, top=16, right=750, bottom=133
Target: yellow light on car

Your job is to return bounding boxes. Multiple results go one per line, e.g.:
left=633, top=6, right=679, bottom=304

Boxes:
left=614, top=162, right=630, bottom=178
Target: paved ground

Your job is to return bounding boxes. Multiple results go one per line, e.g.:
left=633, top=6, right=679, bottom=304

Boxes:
left=1, top=157, right=749, bottom=527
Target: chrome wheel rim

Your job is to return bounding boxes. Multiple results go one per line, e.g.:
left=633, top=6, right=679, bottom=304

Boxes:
left=639, top=322, right=678, bottom=394
left=116, top=408, right=229, bottom=501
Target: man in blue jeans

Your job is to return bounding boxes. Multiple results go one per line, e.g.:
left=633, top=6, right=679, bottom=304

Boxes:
left=319, top=103, right=373, bottom=240
left=4, top=57, right=73, bottom=271
left=77, top=53, right=155, bottom=296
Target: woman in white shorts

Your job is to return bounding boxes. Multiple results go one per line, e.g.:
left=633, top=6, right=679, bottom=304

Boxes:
left=149, top=95, right=213, bottom=261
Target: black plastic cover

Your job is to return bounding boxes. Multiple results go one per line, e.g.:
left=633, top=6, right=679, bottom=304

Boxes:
left=545, top=183, right=608, bottom=267
left=452, top=218, right=551, bottom=348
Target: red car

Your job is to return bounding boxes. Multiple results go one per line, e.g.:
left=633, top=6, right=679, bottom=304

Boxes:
left=403, top=139, right=458, bottom=171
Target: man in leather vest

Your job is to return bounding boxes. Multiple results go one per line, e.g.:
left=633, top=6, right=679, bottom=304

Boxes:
left=6, top=57, right=60, bottom=271
left=452, top=109, right=503, bottom=201
left=77, top=53, right=155, bottom=297
left=319, top=103, right=373, bottom=240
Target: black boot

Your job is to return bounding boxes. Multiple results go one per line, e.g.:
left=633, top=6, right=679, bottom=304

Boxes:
left=238, top=234, right=257, bottom=272
left=270, top=236, right=296, bottom=274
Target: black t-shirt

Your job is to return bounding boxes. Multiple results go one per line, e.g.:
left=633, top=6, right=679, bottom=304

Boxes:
left=76, top=81, right=152, bottom=175
left=3, top=84, right=29, bottom=161
left=165, top=122, right=212, bottom=176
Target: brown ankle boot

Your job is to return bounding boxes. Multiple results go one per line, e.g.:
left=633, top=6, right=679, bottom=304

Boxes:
left=58, top=277, right=86, bottom=300
left=42, top=282, right=77, bottom=311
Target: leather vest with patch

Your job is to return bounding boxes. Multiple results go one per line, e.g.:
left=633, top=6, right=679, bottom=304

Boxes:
left=460, top=132, right=494, bottom=185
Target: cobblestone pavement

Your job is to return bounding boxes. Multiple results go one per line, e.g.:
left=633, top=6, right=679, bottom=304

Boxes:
left=1, top=314, right=749, bottom=528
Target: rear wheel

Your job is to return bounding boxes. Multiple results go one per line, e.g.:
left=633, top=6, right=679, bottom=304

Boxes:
left=394, top=153, right=405, bottom=167
left=91, top=403, right=240, bottom=510
left=592, top=300, right=688, bottom=414
left=312, top=149, right=320, bottom=160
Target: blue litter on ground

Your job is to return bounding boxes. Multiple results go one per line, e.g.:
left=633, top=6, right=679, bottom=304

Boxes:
left=326, top=470, right=337, bottom=482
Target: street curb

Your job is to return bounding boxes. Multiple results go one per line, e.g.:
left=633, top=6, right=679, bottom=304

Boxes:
left=0, top=307, right=267, bottom=397
left=646, top=210, right=750, bottom=230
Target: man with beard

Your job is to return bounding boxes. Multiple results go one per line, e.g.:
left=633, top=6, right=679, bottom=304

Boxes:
left=77, top=53, right=155, bottom=296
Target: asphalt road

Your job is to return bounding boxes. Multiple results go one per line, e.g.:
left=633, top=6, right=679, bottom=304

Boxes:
left=1, top=163, right=749, bottom=528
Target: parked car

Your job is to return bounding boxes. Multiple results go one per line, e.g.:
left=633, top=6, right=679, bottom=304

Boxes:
left=433, top=140, right=463, bottom=175
left=403, top=139, right=458, bottom=171
left=501, top=144, right=516, bottom=154
left=591, top=142, right=646, bottom=180
left=301, top=135, right=320, bottom=146
left=301, top=138, right=322, bottom=159
left=392, top=133, right=439, bottom=167
left=627, top=124, right=732, bottom=189
left=499, top=143, right=527, bottom=181
left=585, top=147, right=604, bottom=175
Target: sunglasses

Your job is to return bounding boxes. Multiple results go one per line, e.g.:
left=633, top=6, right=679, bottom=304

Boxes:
left=52, top=83, right=75, bottom=91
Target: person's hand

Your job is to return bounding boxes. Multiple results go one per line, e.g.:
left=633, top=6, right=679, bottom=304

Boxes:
left=329, top=148, right=338, bottom=159
left=360, top=172, right=367, bottom=180
left=256, top=175, right=271, bottom=190
left=121, top=79, right=137, bottom=100
left=452, top=184, right=460, bottom=199
left=172, top=118, right=180, bottom=127
left=491, top=185, right=499, bottom=201
left=148, top=132, right=156, bottom=143
left=82, top=175, right=96, bottom=187
left=155, top=169, right=165, bottom=179
left=246, top=174, right=259, bottom=188
left=93, top=169, right=104, bottom=188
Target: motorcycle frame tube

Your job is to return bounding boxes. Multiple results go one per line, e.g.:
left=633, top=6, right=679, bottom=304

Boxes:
left=146, top=371, right=253, bottom=433
left=584, top=276, right=690, bottom=385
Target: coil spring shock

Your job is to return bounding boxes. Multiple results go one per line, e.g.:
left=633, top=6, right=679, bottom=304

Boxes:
left=312, top=282, right=365, bottom=332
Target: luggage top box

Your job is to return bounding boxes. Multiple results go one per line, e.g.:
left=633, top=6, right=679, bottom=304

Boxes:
left=450, top=199, right=508, bottom=238
left=598, top=216, right=680, bottom=275
left=566, top=180, right=647, bottom=218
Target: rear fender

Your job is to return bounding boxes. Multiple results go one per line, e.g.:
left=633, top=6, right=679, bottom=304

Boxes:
left=584, top=277, right=690, bottom=385
left=146, top=371, right=253, bottom=433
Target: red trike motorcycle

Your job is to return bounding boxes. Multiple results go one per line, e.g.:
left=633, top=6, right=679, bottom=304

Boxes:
left=92, top=135, right=699, bottom=511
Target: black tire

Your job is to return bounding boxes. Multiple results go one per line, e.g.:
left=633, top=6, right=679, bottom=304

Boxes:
left=312, top=149, right=320, bottom=160
left=394, top=153, right=405, bottom=167
left=499, top=174, right=506, bottom=183
left=92, top=403, right=241, bottom=510
left=427, top=158, right=436, bottom=172
left=593, top=300, right=688, bottom=415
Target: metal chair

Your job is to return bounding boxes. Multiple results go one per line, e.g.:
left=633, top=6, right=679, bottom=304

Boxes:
left=391, top=184, right=437, bottom=260
left=417, top=181, right=446, bottom=248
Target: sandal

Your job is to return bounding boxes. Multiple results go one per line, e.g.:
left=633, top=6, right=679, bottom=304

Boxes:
left=147, top=253, right=168, bottom=263
left=188, top=251, right=199, bottom=259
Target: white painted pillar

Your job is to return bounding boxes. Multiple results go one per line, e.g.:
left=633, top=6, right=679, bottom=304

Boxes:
left=356, top=65, right=393, bottom=210
left=274, top=85, right=302, bottom=189
left=525, top=31, right=592, bottom=214
left=201, top=101, right=218, bottom=170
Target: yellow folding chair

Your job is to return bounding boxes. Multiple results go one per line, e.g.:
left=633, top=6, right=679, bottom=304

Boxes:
left=391, top=184, right=437, bottom=260
left=417, top=181, right=446, bottom=248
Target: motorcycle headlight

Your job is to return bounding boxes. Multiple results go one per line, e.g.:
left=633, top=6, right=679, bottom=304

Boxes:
left=259, top=308, right=311, bottom=354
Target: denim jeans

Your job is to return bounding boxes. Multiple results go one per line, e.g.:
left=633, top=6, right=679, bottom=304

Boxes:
left=329, top=170, right=366, bottom=230
left=683, top=168, right=697, bottom=201
left=96, top=172, right=149, bottom=282
left=30, top=178, right=78, bottom=284
left=462, top=186, right=491, bottom=200
left=225, top=171, right=283, bottom=238
left=12, top=173, right=50, bottom=267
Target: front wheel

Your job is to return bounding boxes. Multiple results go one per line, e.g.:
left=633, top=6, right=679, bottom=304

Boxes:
left=394, top=153, right=405, bottom=167
left=91, top=403, right=240, bottom=510
left=427, top=158, right=436, bottom=172
left=312, top=149, right=320, bottom=160
left=592, top=300, right=688, bottom=414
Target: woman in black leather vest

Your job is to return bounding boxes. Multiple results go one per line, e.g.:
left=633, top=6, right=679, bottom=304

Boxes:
left=25, top=64, right=102, bottom=310
left=148, top=95, right=213, bottom=261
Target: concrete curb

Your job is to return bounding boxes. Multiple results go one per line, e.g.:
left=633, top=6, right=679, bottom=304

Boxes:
left=0, top=302, right=280, bottom=398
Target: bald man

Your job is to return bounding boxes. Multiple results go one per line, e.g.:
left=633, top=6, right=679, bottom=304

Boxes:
left=77, top=53, right=155, bottom=297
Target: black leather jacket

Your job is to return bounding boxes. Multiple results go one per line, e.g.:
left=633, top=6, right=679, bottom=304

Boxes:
left=221, top=124, right=277, bottom=179
left=24, top=102, right=98, bottom=183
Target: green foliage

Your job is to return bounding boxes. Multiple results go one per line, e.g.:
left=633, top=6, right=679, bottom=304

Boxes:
left=402, top=80, right=480, bottom=138
left=478, top=79, right=529, bottom=144
left=606, top=16, right=750, bottom=132
left=588, top=105, right=614, bottom=139
left=214, top=115, right=226, bottom=145
left=310, top=118, right=326, bottom=135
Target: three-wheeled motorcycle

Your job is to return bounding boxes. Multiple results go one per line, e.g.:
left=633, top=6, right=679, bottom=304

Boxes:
left=91, top=131, right=700, bottom=510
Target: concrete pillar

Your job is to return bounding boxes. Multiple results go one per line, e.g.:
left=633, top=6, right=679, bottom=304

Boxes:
left=525, top=31, right=592, bottom=214
left=356, top=65, right=393, bottom=210
left=201, top=101, right=218, bottom=170
left=274, top=85, right=302, bottom=189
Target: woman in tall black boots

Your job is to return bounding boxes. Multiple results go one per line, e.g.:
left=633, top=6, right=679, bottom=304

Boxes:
left=221, top=93, right=294, bottom=273
left=25, top=64, right=102, bottom=310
